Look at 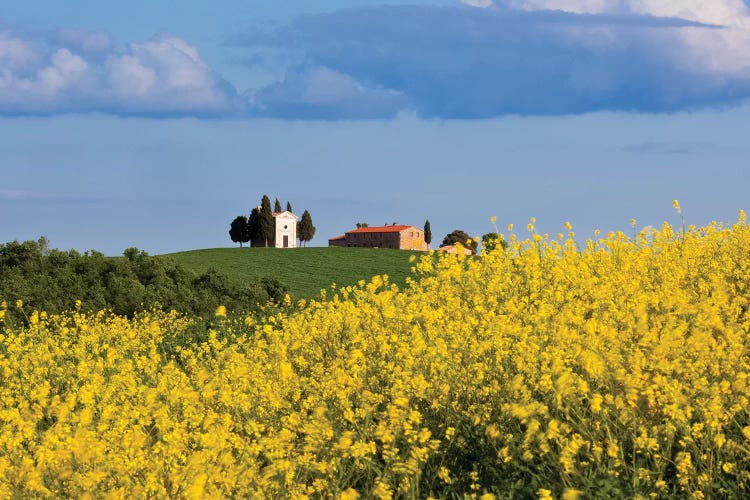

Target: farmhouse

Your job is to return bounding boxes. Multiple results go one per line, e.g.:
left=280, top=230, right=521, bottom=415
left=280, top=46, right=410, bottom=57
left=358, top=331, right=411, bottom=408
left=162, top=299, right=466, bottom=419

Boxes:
left=329, top=224, right=428, bottom=250
left=273, top=211, right=297, bottom=248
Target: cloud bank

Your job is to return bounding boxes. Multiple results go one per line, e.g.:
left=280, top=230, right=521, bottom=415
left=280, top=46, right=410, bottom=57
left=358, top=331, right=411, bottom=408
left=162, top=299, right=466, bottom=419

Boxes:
left=4, top=0, right=750, bottom=119
left=0, top=29, right=238, bottom=117
left=242, top=0, right=750, bottom=119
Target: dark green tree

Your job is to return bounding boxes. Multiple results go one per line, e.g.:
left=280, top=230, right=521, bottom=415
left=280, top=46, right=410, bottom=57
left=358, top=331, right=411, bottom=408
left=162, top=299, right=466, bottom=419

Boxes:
left=286, top=201, right=293, bottom=213
left=424, top=220, right=432, bottom=247
left=229, top=215, right=251, bottom=248
left=260, top=195, right=275, bottom=247
left=298, top=210, right=316, bottom=247
left=356, top=222, right=369, bottom=228
left=274, top=198, right=282, bottom=213
left=481, top=232, right=508, bottom=253
left=248, top=207, right=261, bottom=246
left=441, top=230, right=478, bottom=254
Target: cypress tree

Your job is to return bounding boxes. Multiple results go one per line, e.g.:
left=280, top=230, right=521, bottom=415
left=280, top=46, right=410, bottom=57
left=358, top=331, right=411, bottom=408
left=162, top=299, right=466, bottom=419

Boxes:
left=274, top=198, right=282, bottom=213
left=424, top=220, right=432, bottom=247
left=286, top=201, right=292, bottom=213
left=248, top=208, right=261, bottom=247
left=260, top=195, right=275, bottom=247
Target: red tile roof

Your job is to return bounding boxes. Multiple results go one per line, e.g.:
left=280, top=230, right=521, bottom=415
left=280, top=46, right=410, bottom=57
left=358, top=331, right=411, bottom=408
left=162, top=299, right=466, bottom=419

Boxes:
left=347, top=225, right=413, bottom=234
left=329, top=235, right=346, bottom=241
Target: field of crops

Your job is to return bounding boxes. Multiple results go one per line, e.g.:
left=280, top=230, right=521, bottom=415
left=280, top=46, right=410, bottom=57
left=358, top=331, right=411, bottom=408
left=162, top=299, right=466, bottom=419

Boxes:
left=165, top=247, right=422, bottom=299
left=2, top=210, right=749, bottom=498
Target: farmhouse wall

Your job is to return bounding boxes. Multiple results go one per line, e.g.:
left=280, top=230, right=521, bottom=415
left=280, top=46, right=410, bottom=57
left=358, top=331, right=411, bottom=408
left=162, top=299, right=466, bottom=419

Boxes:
left=398, top=228, right=428, bottom=251
left=327, top=225, right=428, bottom=250
left=347, top=231, right=400, bottom=249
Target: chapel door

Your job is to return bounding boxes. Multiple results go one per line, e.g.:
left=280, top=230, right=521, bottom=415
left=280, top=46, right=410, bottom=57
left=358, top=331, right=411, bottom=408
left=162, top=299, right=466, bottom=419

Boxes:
left=283, top=235, right=289, bottom=248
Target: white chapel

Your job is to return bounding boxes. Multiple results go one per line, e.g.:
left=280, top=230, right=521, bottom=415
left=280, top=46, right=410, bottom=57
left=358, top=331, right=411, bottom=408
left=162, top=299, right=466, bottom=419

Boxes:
left=273, top=211, right=297, bottom=248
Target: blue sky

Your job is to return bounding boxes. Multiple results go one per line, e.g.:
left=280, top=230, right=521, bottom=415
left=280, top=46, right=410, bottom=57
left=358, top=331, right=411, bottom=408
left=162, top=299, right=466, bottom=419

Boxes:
left=1, top=0, right=749, bottom=254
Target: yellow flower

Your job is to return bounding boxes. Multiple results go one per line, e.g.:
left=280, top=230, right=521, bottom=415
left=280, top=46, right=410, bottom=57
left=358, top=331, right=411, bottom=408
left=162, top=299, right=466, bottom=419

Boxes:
left=340, top=488, right=360, bottom=500
left=372, top=481, right=392, bottom=500
left=537, top=488, right=553, bottom=500
left=562, top=489, right=582, bottom=500
left=590, top=393, right=603, bottom=413
left=607, top=440, right=619, bottom=459
left=215, top=304, right=227, bottom=317
left=438, top=466, right=452, bottom=484
left=186, top=472, right=208, bottom=499
left=486, top=423, right=501, bottom=439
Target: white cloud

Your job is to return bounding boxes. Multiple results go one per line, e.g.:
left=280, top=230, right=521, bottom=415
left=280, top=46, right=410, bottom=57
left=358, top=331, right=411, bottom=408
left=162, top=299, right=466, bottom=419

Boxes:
left=629, top=0, right=747, bottom=25
left=0, top=33, right=38, bottom=72
left=0, top=189, right=53, bottom=201
left=503, top=0, right=621, bottom=15
left=53, top=29, right=114, bottom=59
left=0, top=30, right=238, bottom=116
left=0, top=42, right=94, bottom=113
left=252, top=66, right=410, bottom=119
left=503, top=0, right=748, bottom=22
left=503, top=0, right=750, bottom=74
left=41, top=49, right=90, bottom=93
left=102, top=36, right=234, bottom=113
left=461, top=0, right=495, bottom=7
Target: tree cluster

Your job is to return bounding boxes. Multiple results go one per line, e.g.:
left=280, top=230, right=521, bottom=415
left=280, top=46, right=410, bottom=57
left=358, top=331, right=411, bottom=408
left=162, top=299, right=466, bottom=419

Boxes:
left=0, top=238, right=288, bottom=324
left=441, top=230, right=478, bottom=254
left=229, top=195, right=315, bottom=248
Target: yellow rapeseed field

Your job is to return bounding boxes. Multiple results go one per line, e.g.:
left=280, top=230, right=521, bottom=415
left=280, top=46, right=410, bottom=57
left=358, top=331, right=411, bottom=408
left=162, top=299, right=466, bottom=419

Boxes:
left=1, top=210, right=749, bottom=498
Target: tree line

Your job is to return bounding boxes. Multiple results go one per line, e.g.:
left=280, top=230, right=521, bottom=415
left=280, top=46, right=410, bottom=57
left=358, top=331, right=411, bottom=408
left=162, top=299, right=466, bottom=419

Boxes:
left=0, top=237, right=287, bottom=325
left=229, top=195, right=315, bottom=248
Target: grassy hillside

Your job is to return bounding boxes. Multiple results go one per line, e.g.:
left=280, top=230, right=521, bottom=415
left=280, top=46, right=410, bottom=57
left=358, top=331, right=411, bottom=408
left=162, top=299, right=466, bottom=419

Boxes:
left=163, top=247, right=423, bottom=299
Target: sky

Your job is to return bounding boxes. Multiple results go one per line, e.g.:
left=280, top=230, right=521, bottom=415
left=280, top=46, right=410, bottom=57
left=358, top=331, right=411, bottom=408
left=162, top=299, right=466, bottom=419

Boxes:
left=1, top=0, right=749, bottom=255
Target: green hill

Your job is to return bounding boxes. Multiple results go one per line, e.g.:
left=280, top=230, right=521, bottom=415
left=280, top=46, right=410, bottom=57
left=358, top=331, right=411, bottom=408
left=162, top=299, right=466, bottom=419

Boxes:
left=163, top=247, right=424, bottom=300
